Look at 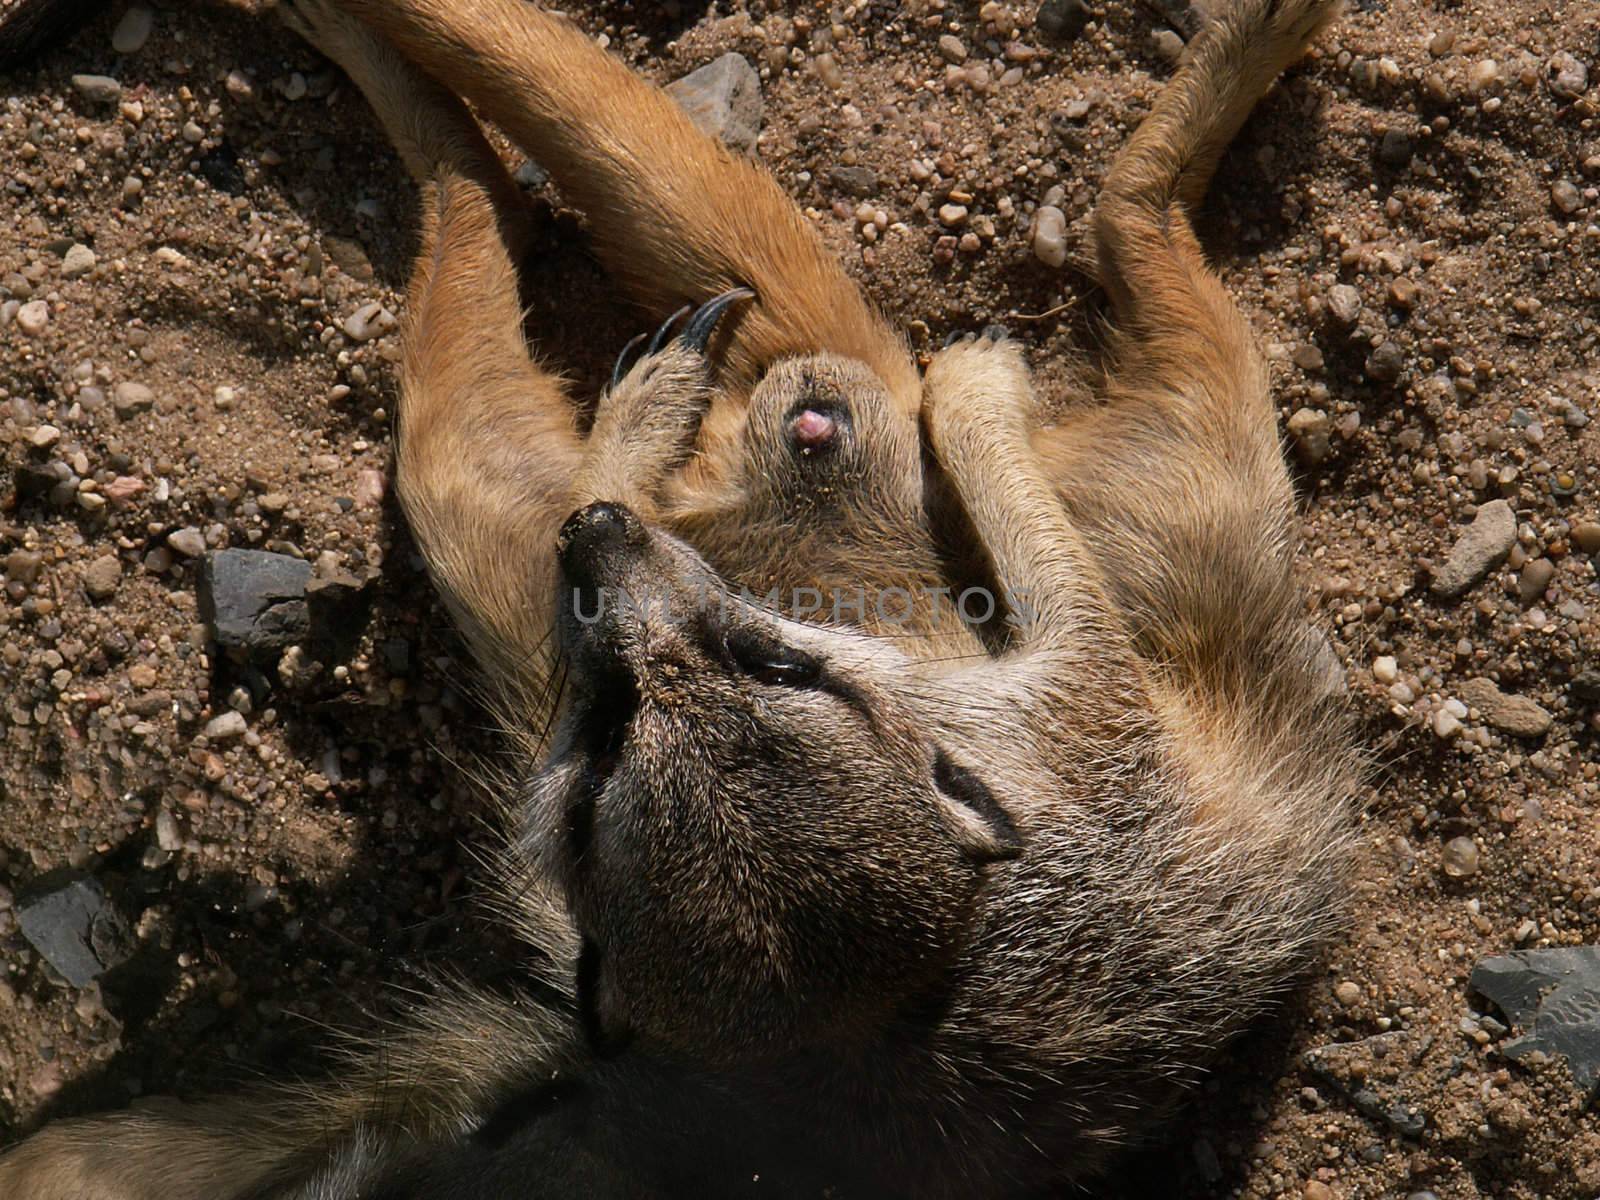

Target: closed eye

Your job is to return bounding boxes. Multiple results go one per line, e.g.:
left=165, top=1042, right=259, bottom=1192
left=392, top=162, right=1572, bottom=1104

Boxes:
left=721, top=626, right=822, bottom=689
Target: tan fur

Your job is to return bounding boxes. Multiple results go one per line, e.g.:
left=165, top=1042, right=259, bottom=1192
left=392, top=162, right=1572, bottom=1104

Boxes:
left=0, top=0, right=1357, bottom=1196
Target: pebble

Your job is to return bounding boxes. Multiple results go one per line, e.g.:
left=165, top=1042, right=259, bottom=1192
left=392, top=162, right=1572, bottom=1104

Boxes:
left=199, top=548, right=313, bottom=657
left=1456, top=677, right=1554, bottom=738
left=28, top=424, right=60, bottom=450
left=5, top=550, right=44, bottom=583
left=938, top=203, right=969, bottom=227
left=1517, top=557, right=1554, bottom=602
left=1551, top=180, right=1581, bottom=214
left=1291, top=344, right=1324, bottom=372
left=1031, top=205, right=1067, bottom=268
left=1387, top=278, right=1418, bottom=310
left=113, top=381, right=155, bottom=416
left=204, top=710, right=248, bottom=740
left=937, top=35, right=968, bottom=64
left=1287, top=408, right=1332, bottom=463
left=1326, top=284, right=1361, bottom=325
left=1546, top=52, right=1588, bottom=101
left=1441, top=836, right=1480, bottom=878
left=154, top=810, right=183, bottom=852
left=1151, top=29, right=1185, bottom=63
left=1573, top=521, right=1600, bottom=555
left=1372, top=656, right=1398, bottom=685
left=111, top=5, right=153, bottom=54
left=82, top=554, right=122, bottom=601
left=16, top=878, right=133, bottom=987
left=1034, top=0, right=1093, bottom=41
left=1364, top=340, right=1406, bottom=384
left=1377, top=128, right=1412, bottom=167
left=664, top=53, right=762, bottom=155
left=166, top=527, right=207, bottom=558
left=1466, top=59, right=1500, bottom=94
left=61, top=243, right=96, bottom=278
left=71, top=74, right=123, bottom=104
left=16, top=300, right=49, bottom=336
left=342, top=302, right=397, bottom=343
left=1334, top=981, right=1361, bottom=1007
left=1432, top=708, right=1462, bottom=739
left=1303, top=1182, right=1334, bottom=1200
left=1430, top=498, right=1516, bottom=598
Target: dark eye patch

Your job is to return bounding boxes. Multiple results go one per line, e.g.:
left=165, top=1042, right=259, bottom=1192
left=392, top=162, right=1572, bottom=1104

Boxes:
left=933, top=749, right=1023, bottom=860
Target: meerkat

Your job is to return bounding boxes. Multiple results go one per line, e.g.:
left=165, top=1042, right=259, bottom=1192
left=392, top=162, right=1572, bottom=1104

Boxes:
left=0, top=0, right=1358, bottom=1195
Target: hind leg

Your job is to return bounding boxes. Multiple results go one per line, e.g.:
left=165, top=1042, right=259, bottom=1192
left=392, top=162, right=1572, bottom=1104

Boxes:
left=281, top=0, right=584, bottom=709
left=1034, top=0, right=1342, bottom=699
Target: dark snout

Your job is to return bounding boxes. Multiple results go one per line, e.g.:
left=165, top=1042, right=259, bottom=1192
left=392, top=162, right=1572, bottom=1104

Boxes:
left=558, top=501, right=649, bottom=590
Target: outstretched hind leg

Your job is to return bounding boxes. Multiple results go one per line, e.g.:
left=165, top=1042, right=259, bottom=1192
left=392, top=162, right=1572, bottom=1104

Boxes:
left=1035, top=0, right=1342, bottom=701
left=281, top=0, right=584, bottom=712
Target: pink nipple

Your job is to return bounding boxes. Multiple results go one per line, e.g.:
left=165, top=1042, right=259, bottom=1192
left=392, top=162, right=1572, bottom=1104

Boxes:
left=790, top=409, right=837, bottom=449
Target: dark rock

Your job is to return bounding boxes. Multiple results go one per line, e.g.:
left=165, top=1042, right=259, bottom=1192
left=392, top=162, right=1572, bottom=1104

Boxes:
left=1302, top=1032, right=1429, bottom=1138
left=1364, top=339, right=1407, bottom=384
left=17, top=876, right=134, bottom=987
left=1572, top=670, right=1600, bottom=704
left=1471, top=947, right=1600, bottom=1101
left=199, top=549, right=312, bottom=658
left=828, top=165, right=880, bottom=197
left=665, top=53, right=762, bottom=154
left=1035, top=0, right=1093, bottom=41
left=1377, top=128, right=1413, bottom=167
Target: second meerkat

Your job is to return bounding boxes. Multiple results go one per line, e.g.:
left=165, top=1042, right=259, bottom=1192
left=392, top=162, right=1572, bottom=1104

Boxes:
left=0, top=0, right=1358, bottom=1195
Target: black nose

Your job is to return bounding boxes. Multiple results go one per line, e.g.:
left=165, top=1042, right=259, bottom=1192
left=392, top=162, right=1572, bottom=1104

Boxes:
left=558, top=501, right=644, bottom=584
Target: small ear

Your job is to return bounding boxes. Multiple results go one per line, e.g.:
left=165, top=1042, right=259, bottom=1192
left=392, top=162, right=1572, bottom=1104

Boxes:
left=576, top=937, right=634, bottom=1057
left=932, top=749, right=1023, bottom=864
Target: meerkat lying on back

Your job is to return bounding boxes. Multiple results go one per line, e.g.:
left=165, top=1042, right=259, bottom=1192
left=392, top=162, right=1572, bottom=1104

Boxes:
left=0, top=0, right=1356, bottom=1195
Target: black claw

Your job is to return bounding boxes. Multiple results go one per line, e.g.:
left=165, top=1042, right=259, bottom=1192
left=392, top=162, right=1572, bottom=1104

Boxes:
left=981, top=323, right=1011, bottom=343
left=610, top=332, right=648, bottom=390
left=646, top=305, right=693, bottom=356
left=942, top=329, right=979, bottom=348
left=680, top=287, right=756, bottom=353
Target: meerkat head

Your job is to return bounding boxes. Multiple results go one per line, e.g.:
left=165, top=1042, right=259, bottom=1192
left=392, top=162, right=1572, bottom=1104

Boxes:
left=520, top=501, right=1022, bottom=1065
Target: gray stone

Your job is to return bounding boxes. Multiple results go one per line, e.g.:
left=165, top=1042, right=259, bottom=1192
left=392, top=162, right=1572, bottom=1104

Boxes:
left=1430, top=499, right=1516, bottom=598
left=1326, top=284, right=1362, bottom=325
left=1471, top=947, right=1600, bottom=1102
left=1287, top=407, right=1332, bottom=463
left=111, top=4, right=153, bottom=54
left=112, top=381, right=154, bottom=417
left=60, top=243, right=96, bottom=278
left=82, top=554, right=122, bottom=601
left=828, top=165, right=880, bottom=198
left=199, top=549, right=312, bottom=657
left=1456, top=677, right=1554, bottom=738
left=17, top=877, right=133, bottom=987
left=665, top=53, right=762, bottom=155
left=1547, top=52, right=1589, bottom=101
left=71, top=73, right=122, bottom=104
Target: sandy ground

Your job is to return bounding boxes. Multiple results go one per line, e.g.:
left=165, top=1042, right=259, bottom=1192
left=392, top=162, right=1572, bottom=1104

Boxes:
left=1, top=0, right=1597, bottom=1196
